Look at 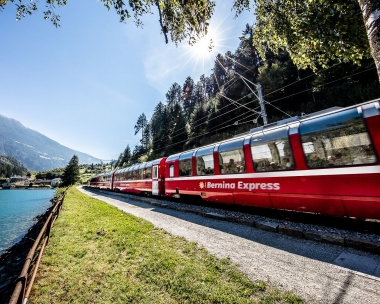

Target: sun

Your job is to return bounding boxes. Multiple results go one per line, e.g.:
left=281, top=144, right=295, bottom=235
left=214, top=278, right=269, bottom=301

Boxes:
left=177, top=14, right=240, bottom=72
left=192, top=34, right=215, bottom=57
left=181, top=29, right=220, bottom=71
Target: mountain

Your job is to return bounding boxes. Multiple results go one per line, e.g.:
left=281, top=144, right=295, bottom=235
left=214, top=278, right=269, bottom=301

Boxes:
left=0, top=114, right=101, bottom=171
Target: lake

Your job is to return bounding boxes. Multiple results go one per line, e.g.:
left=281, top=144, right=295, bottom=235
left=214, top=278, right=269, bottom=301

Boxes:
left=0, top=189, right=55, bottom=254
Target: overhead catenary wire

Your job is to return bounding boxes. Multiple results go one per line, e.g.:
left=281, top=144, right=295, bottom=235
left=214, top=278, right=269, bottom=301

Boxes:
left=126, top=61, right=352, bottom=159
left=267, top=66, right=377, bottom=105
left=116, top=54, right=377, bottom=169
left=147, top=64, right=377, bottom=157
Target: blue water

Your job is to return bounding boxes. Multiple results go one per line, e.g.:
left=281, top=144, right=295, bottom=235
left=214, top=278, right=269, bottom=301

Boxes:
left=0, top=189, right=55, bottom=254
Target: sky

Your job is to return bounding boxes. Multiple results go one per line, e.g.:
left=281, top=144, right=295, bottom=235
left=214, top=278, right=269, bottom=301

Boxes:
left=0, top=1, right=255, bottom=161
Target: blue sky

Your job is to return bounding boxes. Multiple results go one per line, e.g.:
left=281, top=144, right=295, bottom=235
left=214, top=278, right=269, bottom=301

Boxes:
left=0, top=1, right=254, bottom=161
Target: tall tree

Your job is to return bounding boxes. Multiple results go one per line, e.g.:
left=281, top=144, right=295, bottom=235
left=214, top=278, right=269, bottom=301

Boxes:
left=61, top=155, right=80, bottom=187
left=120, top=145, right=132, bottom=167
left=182, top=77, right=196, bottom=120
left=166, top=83, right=183, bottom=108
left=134, top=113, right=147, bottom=148
left=186, top=103, right=208, bottom=148
left=169, top=103, right=188, bottom=153
left=358, top=0, right=380, bottom=79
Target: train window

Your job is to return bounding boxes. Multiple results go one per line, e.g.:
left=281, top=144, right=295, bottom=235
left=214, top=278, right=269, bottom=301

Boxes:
left=196, top=146, right=214, bottom=175
left=251, top=129, right=294, bottom=171
left=179, top=151, right=194, bottom=176
left=218, top=139, right=245, bottom=174
left=300, top=108, right=377, bottom=168
left=153, top=166, right=158, bottom=179
left=145, top=167, right=151, bottom=179
left=169, top=164, right=174, bottom=177
left=179, top=159, right=192, bottom=176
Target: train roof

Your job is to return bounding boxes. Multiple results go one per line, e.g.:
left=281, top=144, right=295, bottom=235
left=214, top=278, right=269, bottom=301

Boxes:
left=114, top=157, right=166, bottom=173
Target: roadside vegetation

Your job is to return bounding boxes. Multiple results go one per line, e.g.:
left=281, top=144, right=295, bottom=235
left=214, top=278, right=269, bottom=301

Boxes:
left=29, top=187, right=303, bottom=303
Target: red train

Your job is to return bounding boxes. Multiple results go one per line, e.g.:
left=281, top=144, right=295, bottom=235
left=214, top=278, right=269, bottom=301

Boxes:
left=89, top=99, right=380, bottom=220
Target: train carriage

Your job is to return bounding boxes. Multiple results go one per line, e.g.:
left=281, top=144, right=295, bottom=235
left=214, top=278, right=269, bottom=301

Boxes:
left=113, top=158, right=166, bottom=196
left=89, top=172, right=114, bottom=189
left=165, top=99, right=380, bottom=220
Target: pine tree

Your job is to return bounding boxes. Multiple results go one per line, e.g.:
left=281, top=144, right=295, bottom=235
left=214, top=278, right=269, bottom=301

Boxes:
left=166, top=83, right=183, bottom=108
left=169, top=103, right=188, bottom=154
left=120, top=145, right=131, bottom=167
left=134, top=113, right=147, bottom=148
left=61, top=155, right=80, bottom=187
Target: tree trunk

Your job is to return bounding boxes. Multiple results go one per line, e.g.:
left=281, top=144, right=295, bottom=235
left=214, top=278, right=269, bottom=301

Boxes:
left=358, top=0, right=380, bottom=80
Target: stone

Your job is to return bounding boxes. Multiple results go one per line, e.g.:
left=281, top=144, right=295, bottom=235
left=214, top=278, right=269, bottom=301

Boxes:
left=255, top=221, right=278, bottom=232
left=320, top=234, right=345, bottom=246
left=345, top=237, right=380, bottom=254
left=278, top=225, right=304, bottom=238
left=205, top=212, right=226, bottom=220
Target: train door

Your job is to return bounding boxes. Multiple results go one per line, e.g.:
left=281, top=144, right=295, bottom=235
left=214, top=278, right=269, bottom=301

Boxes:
left=152, top=165, right=159, bottom=195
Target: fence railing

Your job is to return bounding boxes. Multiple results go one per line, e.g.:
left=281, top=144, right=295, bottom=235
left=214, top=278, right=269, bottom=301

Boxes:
left=9, top=190, right=66, bottom=304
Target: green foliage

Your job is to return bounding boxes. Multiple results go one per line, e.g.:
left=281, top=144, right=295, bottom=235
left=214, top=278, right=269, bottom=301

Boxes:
left=3, top=0, right=216, bottom=45
left=61, top=155, right=80, bottom=187
left=0, top=155, right=28, bottom=178
left=35, top=168, right=64, bottom=180
left=247, top=0, right=371, bottom=70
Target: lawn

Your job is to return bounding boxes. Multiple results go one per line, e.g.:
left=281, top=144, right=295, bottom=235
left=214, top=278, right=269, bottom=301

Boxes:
left=30, top=187, right=304, bottom=303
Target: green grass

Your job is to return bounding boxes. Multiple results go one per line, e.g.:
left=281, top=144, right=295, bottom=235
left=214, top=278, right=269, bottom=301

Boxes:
left=30, top=187, right=304, bottom=303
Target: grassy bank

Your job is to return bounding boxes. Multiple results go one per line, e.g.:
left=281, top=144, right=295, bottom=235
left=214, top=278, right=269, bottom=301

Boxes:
left=30, top=187, right=303, bottom=303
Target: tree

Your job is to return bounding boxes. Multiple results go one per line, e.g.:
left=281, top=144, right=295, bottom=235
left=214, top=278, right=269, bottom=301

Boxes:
left=182, top=77, right=196, bottom=120
left=233, top=0, right=380, bottom=79
left=134, top=113, right=147, bottom=148
left=61, top=155, right=80, bottom=187
left=2, top=0, right=215, bottom=45
left=120, top=145, right=132, bottom=167
left=4, top=1, right=379, bottom=78
left=166, top=83, right=183, bottom=108
left=169, top=103, right=188, bottom=153
left=358, top=0, right=380, bottom=79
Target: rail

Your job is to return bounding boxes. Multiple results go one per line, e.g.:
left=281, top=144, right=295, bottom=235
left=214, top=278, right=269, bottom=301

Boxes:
left=8, top=189, right=67, bottom=304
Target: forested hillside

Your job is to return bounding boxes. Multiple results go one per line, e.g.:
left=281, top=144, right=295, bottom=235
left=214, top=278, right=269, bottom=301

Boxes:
left=0, top=155, right=28, bottom=178
left=113, top=23, right=380, bottom=169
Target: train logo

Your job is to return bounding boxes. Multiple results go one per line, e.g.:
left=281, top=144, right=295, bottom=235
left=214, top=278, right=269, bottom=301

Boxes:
left=199, top=182, right=205, bottom=189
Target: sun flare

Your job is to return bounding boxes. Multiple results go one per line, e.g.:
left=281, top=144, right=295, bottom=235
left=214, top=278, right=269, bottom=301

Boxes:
left=192, top=34, right=215, bottom=57
left=178, top=13, right=242, bottom=73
